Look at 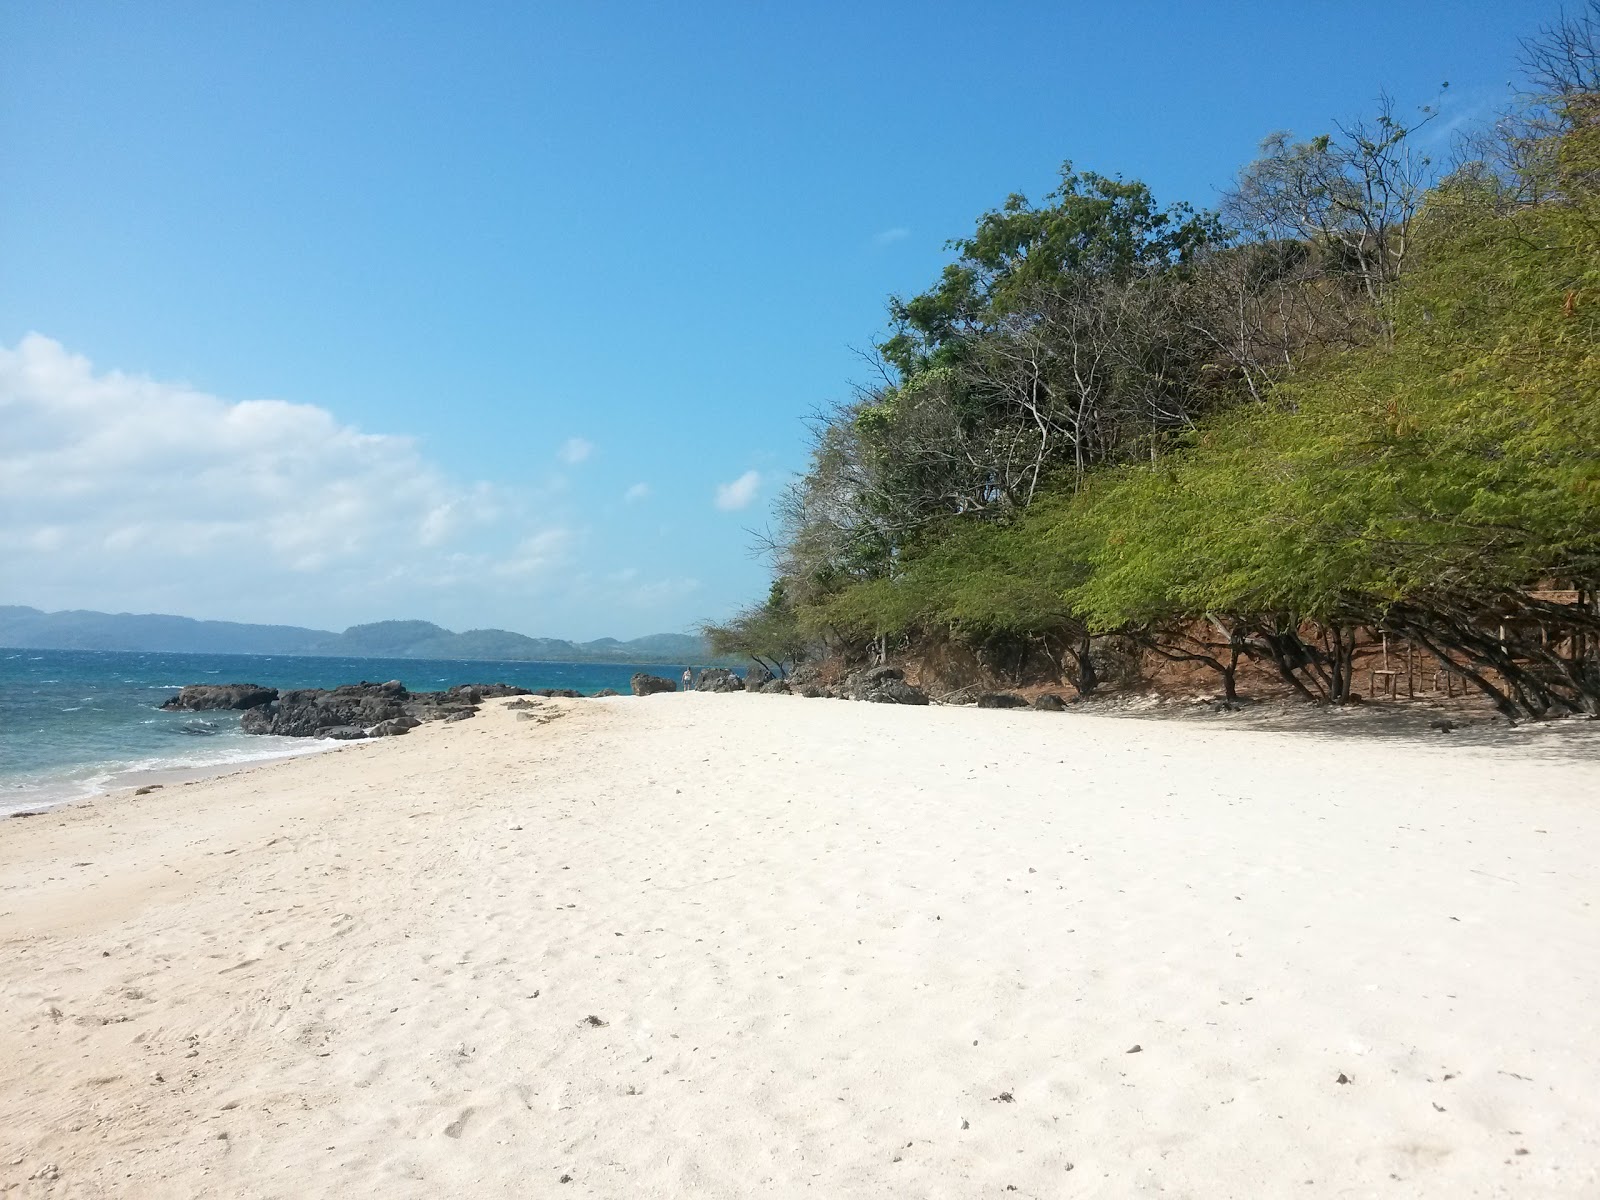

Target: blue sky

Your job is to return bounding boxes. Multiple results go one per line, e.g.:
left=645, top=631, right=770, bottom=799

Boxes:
left=0, top=1, right=1563, bottom=639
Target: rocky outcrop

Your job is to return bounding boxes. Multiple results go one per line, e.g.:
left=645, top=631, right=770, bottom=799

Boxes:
left=630, top=673, right=677, bottom=696
left=220, top=679, right=533, bottom=740
left=592, top=688, right=620, bottom=697
left=316, top=725, right=370, bottom=740
left=160, top=683, right=278, bottom=711
left=369, top=716, right=421, bottom=736
left=1032, top=693, right=1069, bottom=711
left=439, top=683, right=534, bottom=704
left=753, top=679, right=791, bottom=695
left=975, top=692, right=1030, bottom=709
left=845, top=666, right=930, bottom=705
left=696, top=668, right=745, bottom=693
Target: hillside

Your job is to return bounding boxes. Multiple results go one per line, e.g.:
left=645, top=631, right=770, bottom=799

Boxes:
left=0, top=607, right=709, bottom=664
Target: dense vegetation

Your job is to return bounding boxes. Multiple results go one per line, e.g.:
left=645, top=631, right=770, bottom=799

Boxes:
left=709, top=8, right=1600, bottom=719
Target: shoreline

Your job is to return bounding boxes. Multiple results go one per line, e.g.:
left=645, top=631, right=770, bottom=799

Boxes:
left=9, top=687, right=1597, bottom=820
left=0, top=738, right=340, bottom=818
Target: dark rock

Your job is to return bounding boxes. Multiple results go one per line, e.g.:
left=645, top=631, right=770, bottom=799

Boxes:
left=240, top=683, right=407, bottom=737
left=368, top=717, right=419, bottom=736
left=755, top=679, right=791, bottom=694
left=863, top=678, right=929, bottom=705
left=215, top=679, right=516, bottom=738
left=1088, top=635, right=1143, bottom=688
left=533, top=688, right=582, bottom=699
left=1033, top=693, right=1068, bottom=711
left=504, top=698, right=540, bottom=710
left=160, top=683, right=278, bottom=712
left=976, top=692, right=1030, bottom=709
left=447, top=683, right=530, bottom=701
left=630, top=673, right=677, bottom=696
left=798, top=685, right=829, bottom=698
left=842, top=666, right=929, bottom=704
left=316, top=725, right=368, bottom=740
left=696, top=668, right=745, bottom=693
left=592, top=688, right=620, bottom=698
left=442, top=710, right=475, bottom=723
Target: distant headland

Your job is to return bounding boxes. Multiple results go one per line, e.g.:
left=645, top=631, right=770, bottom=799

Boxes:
left=0, top=605, right=709, bottom=664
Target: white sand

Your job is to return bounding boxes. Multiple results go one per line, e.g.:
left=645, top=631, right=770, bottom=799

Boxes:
left=2, top=695, right=1597, bottom=1197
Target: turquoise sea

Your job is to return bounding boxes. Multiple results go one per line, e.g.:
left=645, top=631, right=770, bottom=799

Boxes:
left=0, top=647, right=696, bottom=813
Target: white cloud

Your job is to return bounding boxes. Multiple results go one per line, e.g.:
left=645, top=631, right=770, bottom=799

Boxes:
left=559, top=437, right=593, bottom=465
left=714, top=469, right=761, bottom=512
left=489, top=529, right=574, bottom=579
left=873, top=227, right=910, bottom=246
left=0, top=334, right=573, bottom=625
left=623, top=481, right=651, bottom=503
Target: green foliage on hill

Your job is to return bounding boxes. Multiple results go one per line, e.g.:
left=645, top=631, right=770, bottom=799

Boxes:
left=721, top=15, right=1600, bottom=718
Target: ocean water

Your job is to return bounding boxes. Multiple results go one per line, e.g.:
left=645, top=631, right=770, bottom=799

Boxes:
left=0, top=647, right=698, bottom=814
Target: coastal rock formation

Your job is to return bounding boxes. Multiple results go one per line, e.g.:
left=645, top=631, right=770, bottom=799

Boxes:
left=316, top=725, right=369, bottom=740
left=592, top=688, right=620, bottom=697
left=754, top=679, right=791, bottom=695
left=160, top=683, right=278, bottom=711
left=1033, top=693, right=1069, bottom=711
left=630, top=673, right=677, bottom=696
left=696, top=668, right=745, bottom=693
left=369, top=716, right=421, bottom=736
left=845, top=666, right=930, bottom=706
left=186, top=679, right=534, bottom=740
left=443, top=683, right=534, bottom=704
left=976, top=692, right=1030, bottom=709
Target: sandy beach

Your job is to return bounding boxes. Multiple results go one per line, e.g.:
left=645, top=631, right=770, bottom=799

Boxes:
left=2, top=694, right=1597, bottom=1198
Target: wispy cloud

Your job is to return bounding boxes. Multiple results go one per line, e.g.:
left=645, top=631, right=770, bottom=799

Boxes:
left=623, top=481, right=651, bottom=503
left=872, top=227, right=911, bottom=247
left=559, top=437, right=593, bottom=465
left=489, top=528, right=573, bottom=578
left=714, top=470, right=761, bottom=512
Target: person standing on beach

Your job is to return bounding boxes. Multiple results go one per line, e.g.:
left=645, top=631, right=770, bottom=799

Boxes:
left=682, top=667, right=693, bottom=692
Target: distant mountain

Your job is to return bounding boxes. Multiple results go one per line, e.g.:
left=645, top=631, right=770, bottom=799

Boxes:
left=0, top=606, right=712, bottom=664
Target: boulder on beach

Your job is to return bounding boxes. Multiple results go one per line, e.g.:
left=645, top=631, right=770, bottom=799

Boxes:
left=225, top=680, right=517, bottom=738
left=1033, top=693, right=1069, bottom=711
left=696, top=668, right=745, bottom=693
left=447, top=683, right=532, bottom=702
left=160, top=683, right=278, bottom=711
left=630, top=673, right=677, bottom=696
left=842, top=666, right=929, bottom=705
left=315, top=725, right=369, bottom=740
left=592, top=688, right=620, bottom=697
left=369, top=716, right=420, bottom=736
left=976, top=692, right=1030, bottom=709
